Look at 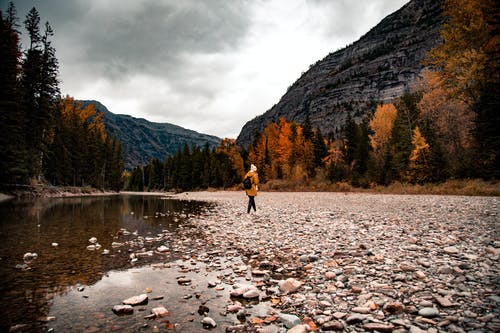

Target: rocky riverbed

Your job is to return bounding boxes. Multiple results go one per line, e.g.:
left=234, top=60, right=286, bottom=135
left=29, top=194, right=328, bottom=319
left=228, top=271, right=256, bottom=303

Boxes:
left=167, top=191, right=499, bottom=332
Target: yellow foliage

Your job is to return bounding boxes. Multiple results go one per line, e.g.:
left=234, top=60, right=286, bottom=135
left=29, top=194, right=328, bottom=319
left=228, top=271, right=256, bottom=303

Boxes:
left=248, top=117, right=314, bottom=182
left=409, top=126, right=430, bottom=163
left=369, top=104, right=397, bottom=151
left=426, top=0, right=492, bottom=102
left=217, top=138, right=245, bottom=179
left=59, top=96, right=108, bottom=142
left=417, top=70, right=474, bottom=173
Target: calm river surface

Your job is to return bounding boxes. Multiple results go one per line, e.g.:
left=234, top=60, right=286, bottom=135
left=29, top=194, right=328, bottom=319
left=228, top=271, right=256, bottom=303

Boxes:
left=0, top=194, right=242, bottom=332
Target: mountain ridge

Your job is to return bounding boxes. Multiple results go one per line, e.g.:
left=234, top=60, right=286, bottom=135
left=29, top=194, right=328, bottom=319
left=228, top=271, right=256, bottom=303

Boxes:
left=236, top=0, right=443, bottom=148
left=80, top=100, right=221, bottom=169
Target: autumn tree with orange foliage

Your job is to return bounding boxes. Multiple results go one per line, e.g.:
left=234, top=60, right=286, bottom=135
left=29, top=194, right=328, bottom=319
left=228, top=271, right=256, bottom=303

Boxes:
left=417, top=70, right=474, bottom=176
left=248, top=118, right=315, bottom=183
left=45, top=97, right=124, bottom=189
left=426, top=0, right=499, bottom=178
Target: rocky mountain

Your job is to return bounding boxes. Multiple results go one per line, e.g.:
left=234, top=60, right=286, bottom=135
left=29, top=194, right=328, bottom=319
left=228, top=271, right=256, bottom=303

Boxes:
left=80, top=101, right=221, bottom=169
left=237, top=0, right=443, bottom=148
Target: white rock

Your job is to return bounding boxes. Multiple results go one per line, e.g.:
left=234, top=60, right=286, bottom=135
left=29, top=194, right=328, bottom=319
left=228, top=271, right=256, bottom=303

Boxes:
left=51, top=243, right=58, bottom=247
left=279, top=278, right=302, bottom=294
left=157, top=245, right=169, bottom=252
left=230, top=285, right=254, bottom=297
left=227, top=303, right=244, bottom=313
left=88, top=237, right=97, bottom=244
left=287, top=324, right=309, bottom=333
left=418, top=307, right=439, bottom=318
left=202, top=316, right=217, bottom=328
left=243, top=289, right=260, bottom=299
left=23, top=252, right=38, bottom=261
left=123, top=294, right=148, bottom=305
left=151, top=306, right=169, bottom=317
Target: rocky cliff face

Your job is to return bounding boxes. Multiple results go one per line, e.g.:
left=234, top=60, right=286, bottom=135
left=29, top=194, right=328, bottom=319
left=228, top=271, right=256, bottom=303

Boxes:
left=80, top=101, right=221, bottom=169
left=237, top=0, right=443, bottom=148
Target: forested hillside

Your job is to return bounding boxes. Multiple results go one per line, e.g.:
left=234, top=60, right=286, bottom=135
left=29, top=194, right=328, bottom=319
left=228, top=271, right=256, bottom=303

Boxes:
left=79, top=101, right=220, bottom=170
left=0, top=5, right=123, bottom=190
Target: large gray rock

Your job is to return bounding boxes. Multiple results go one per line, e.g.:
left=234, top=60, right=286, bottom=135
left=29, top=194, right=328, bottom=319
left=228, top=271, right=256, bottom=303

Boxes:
left=279, top=313, right=301, bottom=329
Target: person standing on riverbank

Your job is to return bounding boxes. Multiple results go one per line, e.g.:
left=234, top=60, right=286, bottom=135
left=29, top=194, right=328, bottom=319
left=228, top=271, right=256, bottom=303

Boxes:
left=244, top=164, right=259, bottom=213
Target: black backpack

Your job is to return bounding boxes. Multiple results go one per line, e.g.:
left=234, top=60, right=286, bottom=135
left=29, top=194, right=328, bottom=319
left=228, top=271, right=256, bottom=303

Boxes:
left=243, top=176, right=252, bottom=189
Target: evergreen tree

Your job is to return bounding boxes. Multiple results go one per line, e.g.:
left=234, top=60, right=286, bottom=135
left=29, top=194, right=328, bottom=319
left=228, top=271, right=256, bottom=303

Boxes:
left=342, top=113, right=357, bottom=167
left=302, top=114, right=313, bottom=141
left=129, top=167, right=144, bottom=191
left=389, top=92, right=422, bottom=180
left=312, top=128, right=328, bottom=169
left=0, top=4, right=27, bottom=184
left=352, top=120, right=370, bottom=185
left=20, top=8, right=60, bottom=181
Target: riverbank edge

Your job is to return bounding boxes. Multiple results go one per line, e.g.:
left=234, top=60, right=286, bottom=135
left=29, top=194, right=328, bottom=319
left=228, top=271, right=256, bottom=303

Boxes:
left=1, top=179, right=498, bottom=202
left=0, top=185, right=119, bottom=201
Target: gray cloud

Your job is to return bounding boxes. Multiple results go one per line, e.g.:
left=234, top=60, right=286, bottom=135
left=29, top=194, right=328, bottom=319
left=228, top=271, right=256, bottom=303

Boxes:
left=6, top=0, right=408, bottom=138
left=11, top=0, right=250, bottom=78
left=307, top=0, right=409, bottom=41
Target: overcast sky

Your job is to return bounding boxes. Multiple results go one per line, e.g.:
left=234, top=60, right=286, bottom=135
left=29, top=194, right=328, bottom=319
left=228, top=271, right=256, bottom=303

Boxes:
left=5, top=0, right=408, bottom=138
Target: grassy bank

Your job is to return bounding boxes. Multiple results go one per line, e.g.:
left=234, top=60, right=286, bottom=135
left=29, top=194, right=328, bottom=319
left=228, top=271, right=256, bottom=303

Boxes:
left=260, top=179, right=500, bottom=196
left=0, top=184, right=118, bottom=199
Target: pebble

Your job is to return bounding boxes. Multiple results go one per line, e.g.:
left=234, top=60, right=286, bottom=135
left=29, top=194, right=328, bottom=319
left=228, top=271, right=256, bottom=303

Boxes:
left=435, top=296, right=454, bottom=307
left=278, top=278, right=302, bottom=294
left=363, top=322, right=395, bottom=332
left=151, top=306, right=169, bottom=318
left=443, top=246, right=459, bottom=254
left=279, top=313, right=301, bottom=328
left=23, top=252, right=38, bottom=261
left=322, top=320, right=344, bottom=331
left=352, top=306, right=371, bottom=314
left=418, top=307, right=439, bottom=318
left=112, top=305, right=133, bottom=315
left=287, top=324, right=308, bottom=333
left=122, top=294, right=148, bottom=306
left=156, top=245, right=169, bottom=252
left=346, top=314, right=367, bottom=324
left=201, top=316, right=217, bottom=328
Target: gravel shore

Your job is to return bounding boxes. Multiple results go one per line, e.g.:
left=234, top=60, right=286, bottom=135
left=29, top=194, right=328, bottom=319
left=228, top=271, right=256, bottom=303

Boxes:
left=173, top=191, right=499, bottom=332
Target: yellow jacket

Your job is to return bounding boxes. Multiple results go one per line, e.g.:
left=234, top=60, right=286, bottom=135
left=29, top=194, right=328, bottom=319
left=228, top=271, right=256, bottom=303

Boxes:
left=244, top=171, right=259, bottom=196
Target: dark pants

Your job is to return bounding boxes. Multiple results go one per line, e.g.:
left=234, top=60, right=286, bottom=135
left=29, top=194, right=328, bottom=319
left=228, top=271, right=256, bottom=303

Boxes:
left=247, top=196, right=256, bottom=213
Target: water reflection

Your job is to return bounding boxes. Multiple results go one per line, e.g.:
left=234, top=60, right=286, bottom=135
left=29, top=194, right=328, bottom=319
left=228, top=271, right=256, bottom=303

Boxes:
left=0, top=195, right=211, bottom=332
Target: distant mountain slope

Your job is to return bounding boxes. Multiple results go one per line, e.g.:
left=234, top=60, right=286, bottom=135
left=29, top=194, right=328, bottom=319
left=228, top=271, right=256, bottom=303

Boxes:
left=237, top=0, right=443, bottom=148
left=80, top=101, right=221, bottom=169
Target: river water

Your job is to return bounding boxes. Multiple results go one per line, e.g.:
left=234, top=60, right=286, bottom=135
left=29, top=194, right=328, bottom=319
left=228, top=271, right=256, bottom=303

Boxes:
left=0, top=194, right=248, bottom=332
